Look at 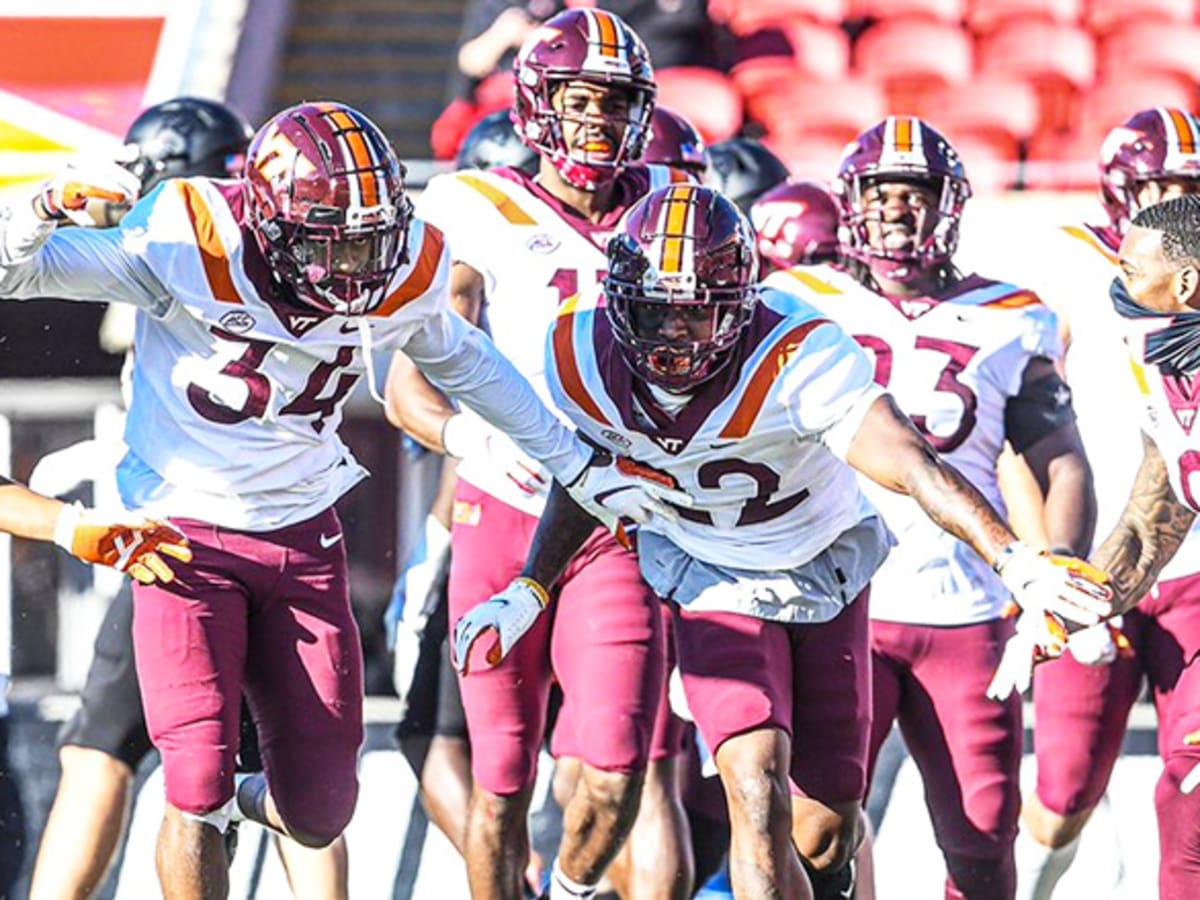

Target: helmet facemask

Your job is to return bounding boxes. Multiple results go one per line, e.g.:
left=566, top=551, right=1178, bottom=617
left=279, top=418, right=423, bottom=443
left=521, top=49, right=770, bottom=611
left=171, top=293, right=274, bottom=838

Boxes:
left=258, top=194, right=412, bottom=316
left=841, top=172, right=968, bottom=284
left=606, top=234, right=758, bottom=393
left=520, top=75, right=654, bottom=191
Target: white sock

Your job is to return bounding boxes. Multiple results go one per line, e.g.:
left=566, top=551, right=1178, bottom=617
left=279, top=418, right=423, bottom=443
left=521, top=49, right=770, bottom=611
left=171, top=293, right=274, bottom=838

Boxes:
left=549, top=859, right=597, bottom=900
left=1014, top=828, right=1081, bottom=900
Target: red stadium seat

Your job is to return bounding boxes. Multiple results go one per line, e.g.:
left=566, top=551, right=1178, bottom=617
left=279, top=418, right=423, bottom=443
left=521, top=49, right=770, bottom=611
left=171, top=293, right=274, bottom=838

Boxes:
left=752, top=79, right=887, bottom=144
left=730, top=20, right=850, bottom=92
left=851, top=0, right=967, bottom=23
left=1098, top=23, right=1200, bottom=89
left=917, top=79, right=1041, bottom=143
left=713, top=0, right=848, bottom=34
left=977, top=21, right=1095, bottom=134
left=854, top=20, right=974, bottom=111
left=966, top=0, right=1083, bottom=34
left=950, top=132, right=1022, bottom=192
left=655, top=67, right=744, bottom=142
left=762, top=133, right=851, bottom=181
left=1086, top=0, right=1197, bottom=35
left=1075, top=75, right=1197, bottom=140
left=1024, top=128, right=1105, bottom=189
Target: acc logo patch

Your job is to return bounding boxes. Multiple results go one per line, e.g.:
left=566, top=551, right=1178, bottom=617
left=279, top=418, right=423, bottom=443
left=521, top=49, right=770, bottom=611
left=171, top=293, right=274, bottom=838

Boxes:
left=219, top=311, right=256, bottom=333
left=600, top=428, right=632, bottom=449
left=526, top=233, right=560, bottom=254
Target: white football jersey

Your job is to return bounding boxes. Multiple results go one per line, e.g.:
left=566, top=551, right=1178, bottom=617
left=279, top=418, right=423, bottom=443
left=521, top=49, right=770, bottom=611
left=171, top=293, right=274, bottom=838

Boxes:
left=1031, top=224, right=1200, bottom=581
left=768, top=266, right=1062, bottom=625
left=417, top=163, right=687, bottom=515
left=1127, top=336, right=1200, bottom=517
left=545, top=285, right=883, bottom=573
left=0, top=178, right=587, bottom=530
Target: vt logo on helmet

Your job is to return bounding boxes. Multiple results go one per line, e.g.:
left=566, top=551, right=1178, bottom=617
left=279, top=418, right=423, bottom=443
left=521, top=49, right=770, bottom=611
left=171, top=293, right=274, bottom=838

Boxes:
left=512, top=8, right=657, bottom=191
left=606, top=184, right=760, bottom=392
left=243, top=102, right=414, bottom=316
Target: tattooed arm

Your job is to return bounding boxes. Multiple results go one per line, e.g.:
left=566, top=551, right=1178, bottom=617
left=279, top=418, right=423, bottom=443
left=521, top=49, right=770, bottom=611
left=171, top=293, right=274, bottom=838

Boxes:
left=1091, top=432, right=1196, bottom=614
left=845, top=394, right=1018, bottom=565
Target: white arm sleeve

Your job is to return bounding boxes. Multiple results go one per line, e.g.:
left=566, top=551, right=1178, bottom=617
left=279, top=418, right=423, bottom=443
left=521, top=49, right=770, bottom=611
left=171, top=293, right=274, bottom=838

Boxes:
left=402, top=307, right=591, bottom=483
left=0, top=195, right=169, bottom=315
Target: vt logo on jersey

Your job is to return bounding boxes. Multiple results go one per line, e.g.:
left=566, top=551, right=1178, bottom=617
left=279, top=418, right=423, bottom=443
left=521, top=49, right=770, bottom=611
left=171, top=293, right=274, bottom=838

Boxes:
left=283, top=313, right=324, bottom=337
left=652, top=435, right=686, bottom=453
left=1162, top=374, right=1200, bottom=434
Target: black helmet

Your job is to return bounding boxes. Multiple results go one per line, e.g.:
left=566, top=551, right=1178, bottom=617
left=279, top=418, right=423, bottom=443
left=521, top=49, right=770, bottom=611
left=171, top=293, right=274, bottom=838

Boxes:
left=704, top=138, right=790, bottom=215
left=455, top=110, right=538, bottom=173
left=124, top=97, right=253, bottom=194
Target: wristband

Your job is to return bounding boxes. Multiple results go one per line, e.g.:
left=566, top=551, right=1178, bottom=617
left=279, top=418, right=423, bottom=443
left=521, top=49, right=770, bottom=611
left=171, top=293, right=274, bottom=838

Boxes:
left=53, top=502, right=82, bottom=552
left=514, top=576, right=550, bottom=609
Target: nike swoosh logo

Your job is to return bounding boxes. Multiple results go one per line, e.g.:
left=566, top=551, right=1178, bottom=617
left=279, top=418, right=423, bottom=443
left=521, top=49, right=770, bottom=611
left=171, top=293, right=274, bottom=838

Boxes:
left=319, top=533, right=344, bottom=549
left=339, top=322, right=358, bottom=334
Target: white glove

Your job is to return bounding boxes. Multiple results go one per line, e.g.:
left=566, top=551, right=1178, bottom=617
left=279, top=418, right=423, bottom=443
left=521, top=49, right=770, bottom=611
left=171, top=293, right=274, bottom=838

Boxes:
left=1067, top=616, right=1127, bottom=666
left=986, top=608, right=1068, bottom=701
left=442, top=412, right=550, bottom=496
left=37, top=155, right=142, bottom=228
left=994, top=542, right=1112, bottom=627
left=452, top=577, right=549, bottom=675
left=564, top=451, right=694, bottom=540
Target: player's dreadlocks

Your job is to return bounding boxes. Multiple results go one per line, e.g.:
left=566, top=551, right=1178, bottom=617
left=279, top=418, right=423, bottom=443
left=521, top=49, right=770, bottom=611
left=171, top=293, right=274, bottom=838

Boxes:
left=1132, top=194, right=1200, bottom=268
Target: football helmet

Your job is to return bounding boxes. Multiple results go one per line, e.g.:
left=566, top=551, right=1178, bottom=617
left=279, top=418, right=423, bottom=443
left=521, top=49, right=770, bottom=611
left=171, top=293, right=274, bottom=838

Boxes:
left=512, top=8, right=656, bottom=190
left=455, top=109, right=538, bottom=173
left=704, top=138, right=790, bottom=215
left=124, top=97, right=254, bottom=194
left=835, top=116, right=971, bottom=279
left=1100, top=107, right=1200, bottom=235
left=606, top=184, right=760, bottom=392
left=243, top=102, right=413, bottom=316
left=750, top=179, right=841, bottom=271
left=644, top=106, right=709, bottom=176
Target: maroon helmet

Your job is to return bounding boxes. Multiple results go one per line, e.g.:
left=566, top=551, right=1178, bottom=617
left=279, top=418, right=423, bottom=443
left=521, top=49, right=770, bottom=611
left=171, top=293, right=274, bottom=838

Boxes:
left=1099, top=107, right=1200, bottom=236
left=243, top=102, right=412, bottom=316
left=644, top=106, right=708, bottom=176
left=835, top=116, right=970, bottom=281
left=750, top=179, right=842, bottom=272
left=606, top=184, right=760, bottom=392
left=512, top=8, right=656, bottom=191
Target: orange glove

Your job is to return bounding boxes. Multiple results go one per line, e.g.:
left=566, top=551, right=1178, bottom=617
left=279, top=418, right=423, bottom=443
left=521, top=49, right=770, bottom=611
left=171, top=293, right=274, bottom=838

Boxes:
left=54, top=504, right=192, bottom=584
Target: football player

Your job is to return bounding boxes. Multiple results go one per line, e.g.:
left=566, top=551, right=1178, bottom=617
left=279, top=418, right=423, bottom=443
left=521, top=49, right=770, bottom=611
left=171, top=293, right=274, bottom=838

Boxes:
left=1013, top=110, right=1200, bottom=900
left=452, top=183, right=1112, bottom=900
left=770, top=117, right=1096, bottom=900
left=1080, top=193, right=1200, bottom=899
left=28, top=97, right=351, bottom=900
left=0, top=99, right=681, bottom=900
left=385, top=10, right=694, bottom=899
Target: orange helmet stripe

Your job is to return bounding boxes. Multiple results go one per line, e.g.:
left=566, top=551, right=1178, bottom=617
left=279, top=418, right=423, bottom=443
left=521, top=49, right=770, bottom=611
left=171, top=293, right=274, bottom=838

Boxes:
left=593, top=9, right=620, bottom=57
left=325, top=108, right=381, bottom=208
left=659, top=184, right=692, bottom=274
left=1167, top=108, right=1197, bottom=155
left=893, top=116, right=914, bottom=153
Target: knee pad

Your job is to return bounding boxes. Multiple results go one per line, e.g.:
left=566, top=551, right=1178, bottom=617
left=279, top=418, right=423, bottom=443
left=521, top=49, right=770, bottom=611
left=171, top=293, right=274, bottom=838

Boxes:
left=807, top=857, right=855, bottom=900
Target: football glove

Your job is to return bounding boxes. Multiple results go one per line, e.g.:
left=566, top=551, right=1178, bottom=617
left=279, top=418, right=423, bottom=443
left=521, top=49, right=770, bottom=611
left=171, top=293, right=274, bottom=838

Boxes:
left=54, top=504, right=192, bottom=584
left=1066, top=616, right=1131, bottom=666
left=37, top=155, right=142, bottom=228
left=452, top=577, right=549, bottom=675
left=986, top=604, right=1069, bottom=701
left=442, top=412, right=550, bottom=496
left=993, top=542, right=1113, bottom=627
left=564, top=452, right=693, bottom=545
